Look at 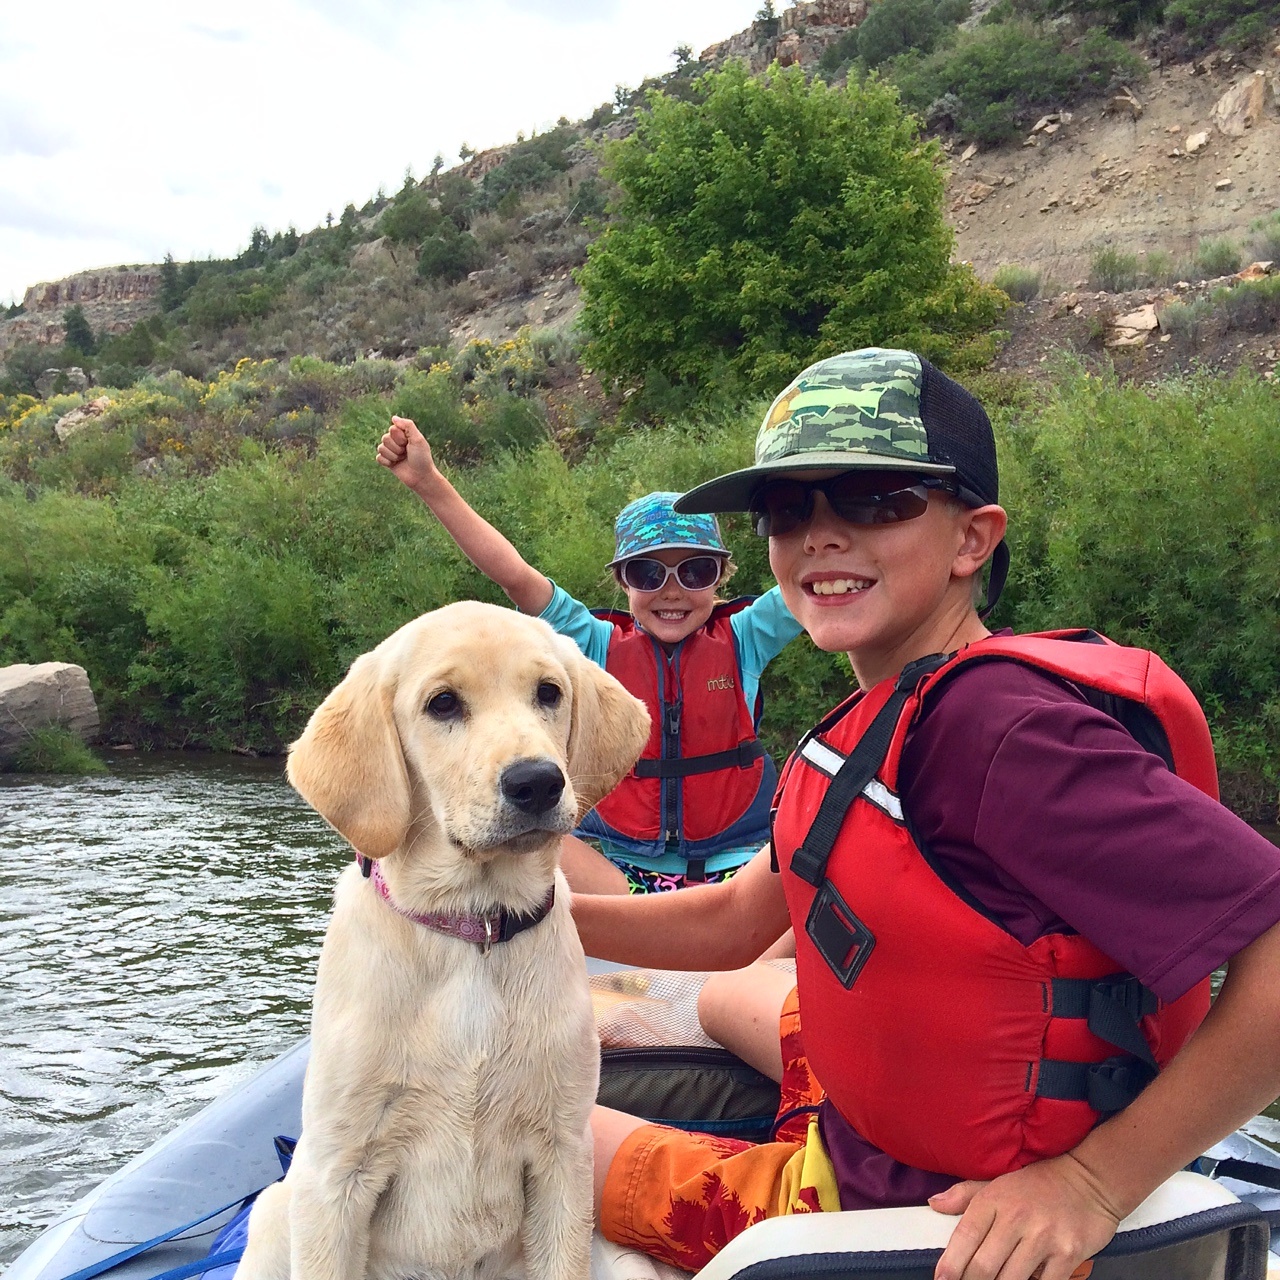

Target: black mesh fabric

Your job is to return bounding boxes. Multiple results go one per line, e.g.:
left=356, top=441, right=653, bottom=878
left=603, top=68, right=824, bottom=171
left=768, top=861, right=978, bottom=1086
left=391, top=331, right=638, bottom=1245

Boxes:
left=919, top=358, right=999, bottom=507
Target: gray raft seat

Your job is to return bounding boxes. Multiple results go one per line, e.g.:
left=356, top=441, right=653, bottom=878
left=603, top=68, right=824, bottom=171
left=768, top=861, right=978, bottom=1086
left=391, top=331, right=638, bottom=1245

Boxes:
left=648, top=1172, right=1272, bottom=1280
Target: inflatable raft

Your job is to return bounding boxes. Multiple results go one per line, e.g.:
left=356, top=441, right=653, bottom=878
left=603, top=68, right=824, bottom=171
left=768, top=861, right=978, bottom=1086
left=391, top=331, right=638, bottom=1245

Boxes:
left=7, top=963, right=1280, bottom=1280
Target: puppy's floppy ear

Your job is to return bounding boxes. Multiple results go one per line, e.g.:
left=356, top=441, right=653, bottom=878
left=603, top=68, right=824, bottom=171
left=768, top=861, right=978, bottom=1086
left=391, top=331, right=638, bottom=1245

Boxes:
left=286, top=648, right=410, bottom=859
left=559, top=643, right=651, bottom=816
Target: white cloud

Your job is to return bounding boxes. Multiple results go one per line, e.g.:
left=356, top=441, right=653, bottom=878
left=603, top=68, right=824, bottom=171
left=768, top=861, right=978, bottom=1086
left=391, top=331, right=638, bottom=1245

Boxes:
left=0, top=0, right=758, bottom=305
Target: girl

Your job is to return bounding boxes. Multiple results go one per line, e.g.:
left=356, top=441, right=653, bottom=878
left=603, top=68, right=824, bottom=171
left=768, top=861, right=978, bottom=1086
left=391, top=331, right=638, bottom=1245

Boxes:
left=376, top=415, right=802, bottom=895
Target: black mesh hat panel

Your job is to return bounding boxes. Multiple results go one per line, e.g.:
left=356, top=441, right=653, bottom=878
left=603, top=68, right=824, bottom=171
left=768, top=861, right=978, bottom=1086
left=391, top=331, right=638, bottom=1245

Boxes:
left=919, top=357, right=999, bottom=508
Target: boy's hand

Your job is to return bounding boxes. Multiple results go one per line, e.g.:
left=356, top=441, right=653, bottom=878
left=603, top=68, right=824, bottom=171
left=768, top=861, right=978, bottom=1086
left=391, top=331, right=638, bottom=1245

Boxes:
left=930, top=1153, right=1122, bottom=1280
left=377, top=416, right=440, bottom=494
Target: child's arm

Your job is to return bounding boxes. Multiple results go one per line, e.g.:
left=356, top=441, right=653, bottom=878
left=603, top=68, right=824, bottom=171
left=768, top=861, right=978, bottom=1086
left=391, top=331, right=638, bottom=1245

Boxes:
left=376, top=416, right=553, bottom=616
left=572, top=845, right=790, bottom=971
left=932, top=915, right=1280, bottom=1280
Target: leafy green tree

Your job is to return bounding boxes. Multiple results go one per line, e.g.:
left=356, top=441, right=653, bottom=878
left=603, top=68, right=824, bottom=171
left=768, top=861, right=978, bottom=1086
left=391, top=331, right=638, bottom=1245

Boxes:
left=61, top=305, right=96, bottom=356
left=577, top=61, right=1004, bottom=397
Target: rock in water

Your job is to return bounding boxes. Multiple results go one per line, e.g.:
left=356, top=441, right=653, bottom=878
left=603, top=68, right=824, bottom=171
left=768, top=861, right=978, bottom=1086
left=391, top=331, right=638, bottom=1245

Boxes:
left=0, top=663, right=100, bottom=763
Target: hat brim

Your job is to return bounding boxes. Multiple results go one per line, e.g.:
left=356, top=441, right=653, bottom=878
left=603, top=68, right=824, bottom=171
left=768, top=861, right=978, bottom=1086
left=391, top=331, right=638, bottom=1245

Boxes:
left=674, top=452, right=958, bottom=514
left=606, top=541, right=731, bottom=568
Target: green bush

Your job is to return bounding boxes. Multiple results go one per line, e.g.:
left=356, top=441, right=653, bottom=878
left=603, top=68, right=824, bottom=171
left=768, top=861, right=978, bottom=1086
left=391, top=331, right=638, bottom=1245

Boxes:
left=993, top=263, right=1042, bottom=301
left=7, top=725, right=106, bottom=774
left=999, top=368, right=1280, bottom=805
left=1164, top=0, right=1280, bottom=49
left=1090, top=246, right=1140, bottom=292
left=889, top=20, right=1145, bottom=144
left=380, top=190, right=444, bottom=245
left=578, top=60, right=1005, bottom=399
left=1158, top=296, right=1213, bottom=341
left=1251, top=210, right=1280, bottom=261
left=1215, top=276, right=1280, bottom=331
left=1196, top=237, right=1241, bottom=279
left=1141, top=249, right=1179, bottom=286
left=480, top=126, right=578, bottom=210
left=417, top=229, right=485, bottom=283
left=856, top=0, right=970, bottom=67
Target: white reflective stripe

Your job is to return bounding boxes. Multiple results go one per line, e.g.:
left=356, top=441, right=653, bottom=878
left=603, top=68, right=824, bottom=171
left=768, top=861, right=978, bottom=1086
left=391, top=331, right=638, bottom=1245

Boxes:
left=799, top=738, right=904, bottom=822
left=862, top=777, right=904, bottom=822
left=799, top=737, right=846, bottom=778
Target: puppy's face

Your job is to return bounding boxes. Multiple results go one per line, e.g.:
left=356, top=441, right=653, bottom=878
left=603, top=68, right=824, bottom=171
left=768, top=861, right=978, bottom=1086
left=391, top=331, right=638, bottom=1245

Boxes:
left=287, top=601, right=650, bottom=867
left=393, top=617, right=580, bottom=853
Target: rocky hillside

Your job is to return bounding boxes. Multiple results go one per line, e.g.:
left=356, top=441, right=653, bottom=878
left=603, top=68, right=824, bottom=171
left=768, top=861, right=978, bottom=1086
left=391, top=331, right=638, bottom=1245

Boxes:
left=0, top=268, right=163, bottom=355
left=947, top=49, right=1279, bottom=284
left=1, top=3, right=1277, bottom=380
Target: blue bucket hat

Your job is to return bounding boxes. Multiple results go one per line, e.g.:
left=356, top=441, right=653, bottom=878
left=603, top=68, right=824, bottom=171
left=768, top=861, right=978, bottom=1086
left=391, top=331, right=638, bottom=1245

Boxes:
left=607, top=491, right=729, bottom=567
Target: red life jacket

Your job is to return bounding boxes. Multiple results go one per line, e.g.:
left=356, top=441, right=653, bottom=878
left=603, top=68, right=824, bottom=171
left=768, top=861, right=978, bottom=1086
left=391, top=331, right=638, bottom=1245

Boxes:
left=776, top=630, right=1216, bottom=1181
left=576, top=598, right=777, bottom=875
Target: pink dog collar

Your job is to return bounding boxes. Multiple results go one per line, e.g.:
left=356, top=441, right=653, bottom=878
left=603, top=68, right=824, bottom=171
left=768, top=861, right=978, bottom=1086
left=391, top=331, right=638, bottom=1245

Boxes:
left=362, top=856, right=555, bottom=955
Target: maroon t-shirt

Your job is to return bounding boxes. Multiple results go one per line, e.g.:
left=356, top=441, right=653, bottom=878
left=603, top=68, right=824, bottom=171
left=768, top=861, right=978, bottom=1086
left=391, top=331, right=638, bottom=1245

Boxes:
left=813, top=655, right=1280, bottom=1210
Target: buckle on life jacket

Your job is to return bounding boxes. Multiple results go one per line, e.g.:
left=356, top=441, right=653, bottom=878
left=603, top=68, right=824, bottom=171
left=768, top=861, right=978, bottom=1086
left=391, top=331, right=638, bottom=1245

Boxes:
left=805, top=879, right=877, bottom=989
left=1036, top=1054, right=1157, bottom=1114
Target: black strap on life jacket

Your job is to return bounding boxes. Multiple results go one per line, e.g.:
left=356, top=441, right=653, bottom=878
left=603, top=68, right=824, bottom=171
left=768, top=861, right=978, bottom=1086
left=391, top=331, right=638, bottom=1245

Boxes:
left=1035, top=974, right=1160, bottom=1113
left=635, top=739, right=765, bottom=778
left=790, top=652, right=949, bottom=888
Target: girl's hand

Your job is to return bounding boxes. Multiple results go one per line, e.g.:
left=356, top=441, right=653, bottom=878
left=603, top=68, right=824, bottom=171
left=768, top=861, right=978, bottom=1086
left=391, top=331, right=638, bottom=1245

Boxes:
left=377, top=416, right=440, bottom=493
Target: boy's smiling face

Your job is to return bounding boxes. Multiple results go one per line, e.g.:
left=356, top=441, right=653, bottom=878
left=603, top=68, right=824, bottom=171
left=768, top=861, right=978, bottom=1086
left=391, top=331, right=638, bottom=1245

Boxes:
left=767, top=477, right=1005, bottom=689
left=621, top=548, right=723, bottom=646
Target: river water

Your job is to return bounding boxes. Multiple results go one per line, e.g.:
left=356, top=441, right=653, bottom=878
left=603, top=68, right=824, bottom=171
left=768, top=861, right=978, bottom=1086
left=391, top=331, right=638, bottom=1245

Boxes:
left=2, top=759, right=1278, bottom=1268
left=0, top=754, right=345, bottom=1267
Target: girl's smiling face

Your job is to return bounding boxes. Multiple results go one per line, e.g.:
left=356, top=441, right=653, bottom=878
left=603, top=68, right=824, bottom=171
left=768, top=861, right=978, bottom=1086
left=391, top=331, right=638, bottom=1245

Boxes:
left=620, top=549, right=725, bottom=646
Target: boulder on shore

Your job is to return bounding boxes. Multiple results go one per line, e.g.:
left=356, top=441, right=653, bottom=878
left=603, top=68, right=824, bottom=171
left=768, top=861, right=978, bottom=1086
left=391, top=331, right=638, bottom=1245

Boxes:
left=0, top=662, right=100, bottom=763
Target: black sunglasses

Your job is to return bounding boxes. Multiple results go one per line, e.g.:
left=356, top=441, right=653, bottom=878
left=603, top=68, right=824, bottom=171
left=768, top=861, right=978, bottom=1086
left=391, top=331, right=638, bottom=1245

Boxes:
left=618, top=554, right=725, bottom=593
left=750, top=473, right=955, bottom=538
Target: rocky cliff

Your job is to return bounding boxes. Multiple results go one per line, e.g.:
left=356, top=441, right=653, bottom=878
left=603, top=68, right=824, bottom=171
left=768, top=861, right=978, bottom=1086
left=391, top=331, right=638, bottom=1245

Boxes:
left=0, top=267, right=163, bottom=354
left=700, top=0, right=868, bottom=72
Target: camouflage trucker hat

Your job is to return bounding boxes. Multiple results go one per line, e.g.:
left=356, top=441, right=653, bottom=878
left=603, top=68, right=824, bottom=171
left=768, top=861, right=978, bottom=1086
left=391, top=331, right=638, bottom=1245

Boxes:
left=674, top=348, right=999, bottom=515
left=607, top=491, right=729, bottom=567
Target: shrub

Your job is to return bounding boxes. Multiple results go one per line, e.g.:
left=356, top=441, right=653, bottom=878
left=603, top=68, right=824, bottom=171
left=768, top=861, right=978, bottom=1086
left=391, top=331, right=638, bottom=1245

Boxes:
left=1157, top=297, right=1213, bottom=342
left=1164, top=0, right=1280, bottom=50
left=993, top=263, right=1041, bottom=301
left=380, top=190, right=443, bottom=245
left=417, top=230, right=485, bottom=284
left=998, top=367, right=1280, bottom=802
left=856, top=0, right=970, bottom=66
left=1215, top=276, right=1280, bottom=331
left=1196, top=237, right=1241, bottom=279
left=1090, top=246, right=1140, bottom=292
left=578, top=61, right=1005, bottom=399
left=1251, top=210, right=1280, bottom=261
left=480, top=127, right=578, bottom=210
left=7, top=725, right=106, bottom=774
left=1141, top=249, right=1179, bottom=286
left=888, top=20, right=1144, bottom=144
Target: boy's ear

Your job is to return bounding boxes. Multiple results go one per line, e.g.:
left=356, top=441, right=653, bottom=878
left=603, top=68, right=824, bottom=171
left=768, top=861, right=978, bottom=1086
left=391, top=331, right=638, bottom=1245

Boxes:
left=954, top=504, right=1008, bottom=583
left=558, top=642, right=651, bottom=817
left=286, top=648, right=411, bottom=859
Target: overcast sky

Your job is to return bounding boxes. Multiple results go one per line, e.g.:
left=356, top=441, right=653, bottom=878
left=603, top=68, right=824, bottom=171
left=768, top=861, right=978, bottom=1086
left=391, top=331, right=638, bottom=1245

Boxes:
left=0, top=0, right=761, bottom=306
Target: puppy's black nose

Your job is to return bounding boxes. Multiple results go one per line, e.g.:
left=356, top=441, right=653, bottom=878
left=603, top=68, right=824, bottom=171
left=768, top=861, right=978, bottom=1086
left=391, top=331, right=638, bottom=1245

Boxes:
left=500, top=759, right=566, bottom=815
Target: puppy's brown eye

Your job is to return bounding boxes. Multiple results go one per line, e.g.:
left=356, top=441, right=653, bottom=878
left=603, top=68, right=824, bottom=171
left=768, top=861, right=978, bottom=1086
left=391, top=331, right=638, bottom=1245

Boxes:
left=425, top=691, right=461, bottom=720
left=536, top=681, right=563, bottom=708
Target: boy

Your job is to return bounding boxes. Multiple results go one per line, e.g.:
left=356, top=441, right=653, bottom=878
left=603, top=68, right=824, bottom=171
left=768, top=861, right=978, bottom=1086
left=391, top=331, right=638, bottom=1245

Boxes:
left=573, top=348, right=1280, bottom=1280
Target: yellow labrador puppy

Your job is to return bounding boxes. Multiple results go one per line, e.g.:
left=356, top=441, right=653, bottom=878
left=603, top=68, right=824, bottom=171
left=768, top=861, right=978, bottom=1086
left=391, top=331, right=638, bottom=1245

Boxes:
left=238, top=602, right=649, bottom=1280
